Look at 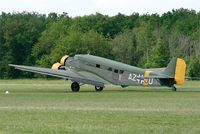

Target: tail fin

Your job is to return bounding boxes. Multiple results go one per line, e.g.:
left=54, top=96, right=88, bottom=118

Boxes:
left=163, top=58, right=186, bottom=85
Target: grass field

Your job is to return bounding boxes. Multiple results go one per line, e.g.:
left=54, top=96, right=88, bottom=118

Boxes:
left=0, top=79, right=200, bottom=134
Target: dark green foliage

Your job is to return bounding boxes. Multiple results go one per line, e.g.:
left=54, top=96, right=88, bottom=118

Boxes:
left=0, top=12, right=46, bottom=78
left=147, top=38, right=170, bottom=68
left=187, top=58, right=200, bottom=77
left=0, top=9, right=199, bottom=78
left=111, top=29, right=138, bottom=65
left=32, top=17, right=72, bottom=67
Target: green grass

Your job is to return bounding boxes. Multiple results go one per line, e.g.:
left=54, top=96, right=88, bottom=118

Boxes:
left=0, top=79, right=200, bottom=134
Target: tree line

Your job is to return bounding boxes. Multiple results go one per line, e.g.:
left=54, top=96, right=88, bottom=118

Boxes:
left=0, top=8, right=200, bottom=79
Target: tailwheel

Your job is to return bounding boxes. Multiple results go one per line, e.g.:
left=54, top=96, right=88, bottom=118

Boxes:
left=172, top=86, right=177, bottom=91
left=95, top=86, right=104, bottom=92
left=71, top=82, right=80, bottom=92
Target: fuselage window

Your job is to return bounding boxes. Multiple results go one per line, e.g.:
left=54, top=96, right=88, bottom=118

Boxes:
left=96, top=64, right=100, bottom=68
left=119, top=70, right=124, bottom=74
left=108, top=67, right=112, bottom=71
left=114, top=69, right=118, bottom=73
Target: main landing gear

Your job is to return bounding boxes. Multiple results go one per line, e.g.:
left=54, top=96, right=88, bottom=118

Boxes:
left=95, top=86, right=104, bottom=92
left=70, top=82, right=104, bottom=92
left=71, top=82, right=80, bottom=92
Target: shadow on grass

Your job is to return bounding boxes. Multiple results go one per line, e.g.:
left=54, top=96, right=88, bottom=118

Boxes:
left=2, top=87, right=200, bottom=94
left=65, top=87, right=200, bottom=93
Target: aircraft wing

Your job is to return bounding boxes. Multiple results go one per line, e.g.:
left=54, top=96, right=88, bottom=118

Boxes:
left=9, top=64, right=109, bottom=87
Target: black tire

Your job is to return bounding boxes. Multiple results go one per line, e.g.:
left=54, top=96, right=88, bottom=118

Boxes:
left=172, top=86, right=177, bottom=91
left=71, top=82, right=80, bottom=92
left=95, top=86, right=103, bottom=92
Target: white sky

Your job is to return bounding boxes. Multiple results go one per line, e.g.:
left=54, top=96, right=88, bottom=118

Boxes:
left=0, top=0, right=199, bottom=17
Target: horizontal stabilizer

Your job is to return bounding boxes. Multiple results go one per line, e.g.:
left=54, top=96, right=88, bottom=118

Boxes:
left=185, top=77, right=200, bottom=80
left=137, top=75, right=173, bottom=79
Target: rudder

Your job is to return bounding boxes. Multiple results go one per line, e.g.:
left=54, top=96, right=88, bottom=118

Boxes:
left=163, top=58, right=186, bottom=85
left=174, top=58, right=186, bottom=85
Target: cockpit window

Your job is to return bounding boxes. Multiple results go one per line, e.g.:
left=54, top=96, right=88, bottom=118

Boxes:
left=67, top=57, right=74, bottom=62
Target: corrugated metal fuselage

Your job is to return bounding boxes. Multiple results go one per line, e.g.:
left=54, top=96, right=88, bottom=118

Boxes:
left=67, top=54, right=161, bottom=87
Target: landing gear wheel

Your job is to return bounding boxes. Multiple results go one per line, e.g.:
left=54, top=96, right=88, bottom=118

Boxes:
left=172, top=86, right=177, bottom=91
left=95, top=86, right=103, bottom=92
left=71, top=82, right=80, bottom=92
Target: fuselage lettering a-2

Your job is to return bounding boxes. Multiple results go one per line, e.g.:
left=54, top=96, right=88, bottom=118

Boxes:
left=128, top=73, right=153, bottom=85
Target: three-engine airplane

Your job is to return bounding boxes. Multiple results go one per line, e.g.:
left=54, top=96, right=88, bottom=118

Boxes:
left=9, top=54, right=186, bottom=92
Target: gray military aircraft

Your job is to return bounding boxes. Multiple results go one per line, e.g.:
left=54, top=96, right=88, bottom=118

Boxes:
left=9, top=54, right=186, bottom=92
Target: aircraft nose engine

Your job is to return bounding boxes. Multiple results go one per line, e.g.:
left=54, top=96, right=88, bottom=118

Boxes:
left=51, top=62, right=62, bottom=70
left=60, top=55, right=69, bottom=65
left=51, top=55, right=69, bottom=70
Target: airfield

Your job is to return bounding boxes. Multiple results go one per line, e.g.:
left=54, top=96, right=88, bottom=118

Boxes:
left=0, top=79, right=200, bottom=133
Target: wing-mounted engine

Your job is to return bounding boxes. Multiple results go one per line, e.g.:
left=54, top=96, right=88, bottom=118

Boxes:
left=51, top=55, right=69, bottom=70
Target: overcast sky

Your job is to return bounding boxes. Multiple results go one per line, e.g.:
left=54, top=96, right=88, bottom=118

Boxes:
left=0, top=0, right=199, bottom=17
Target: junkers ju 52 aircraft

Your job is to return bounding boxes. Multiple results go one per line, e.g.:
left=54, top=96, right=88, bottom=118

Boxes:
left=9, top=54, right=186, bottom=92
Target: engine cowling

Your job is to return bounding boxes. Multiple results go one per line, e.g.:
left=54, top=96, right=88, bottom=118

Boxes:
left=60, top=55, right=69, bottom=65
left=51, top=62, right=62, bottom=70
